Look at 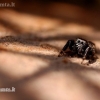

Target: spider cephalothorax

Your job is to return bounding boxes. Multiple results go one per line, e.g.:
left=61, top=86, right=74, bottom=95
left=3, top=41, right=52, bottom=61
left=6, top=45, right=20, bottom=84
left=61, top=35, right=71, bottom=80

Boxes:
left=58, top=38, right=98, bottom=64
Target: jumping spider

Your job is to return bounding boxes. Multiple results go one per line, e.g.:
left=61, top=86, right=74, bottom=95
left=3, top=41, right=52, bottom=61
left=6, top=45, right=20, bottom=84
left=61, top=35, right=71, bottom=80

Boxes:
left=58, top=38, right=98, bottom=64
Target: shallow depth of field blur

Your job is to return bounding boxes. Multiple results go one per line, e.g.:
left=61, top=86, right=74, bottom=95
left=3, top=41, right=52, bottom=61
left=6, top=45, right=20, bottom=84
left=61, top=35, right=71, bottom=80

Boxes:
left=0, top=0, right=100, bottom=100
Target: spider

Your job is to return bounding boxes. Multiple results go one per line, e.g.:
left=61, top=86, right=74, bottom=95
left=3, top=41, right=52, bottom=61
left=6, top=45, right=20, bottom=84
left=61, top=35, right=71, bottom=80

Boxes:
left=58, top=38, right=98, bottom=64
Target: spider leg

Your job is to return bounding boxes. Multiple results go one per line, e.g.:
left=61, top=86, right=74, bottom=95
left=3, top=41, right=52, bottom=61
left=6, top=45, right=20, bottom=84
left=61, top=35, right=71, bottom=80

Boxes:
left=58, top=40, right=74, bottom=57
left=81, top=47, right=89, bottom=64
left=88, top=55, right=98, bottom=64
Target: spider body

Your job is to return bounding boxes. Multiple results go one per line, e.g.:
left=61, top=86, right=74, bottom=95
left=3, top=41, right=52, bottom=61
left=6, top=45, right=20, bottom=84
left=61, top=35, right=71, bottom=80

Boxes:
left=58, top=38, right=98, bottom=64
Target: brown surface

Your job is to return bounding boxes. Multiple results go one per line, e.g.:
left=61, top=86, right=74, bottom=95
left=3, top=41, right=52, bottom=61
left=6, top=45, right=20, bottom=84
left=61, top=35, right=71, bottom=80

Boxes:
left=0, top=3, right=100, bottom=100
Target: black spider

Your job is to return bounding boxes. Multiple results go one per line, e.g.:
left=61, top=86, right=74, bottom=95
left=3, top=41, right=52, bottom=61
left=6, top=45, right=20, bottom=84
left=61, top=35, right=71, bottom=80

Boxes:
left=58, top=38, right=98, bottom=64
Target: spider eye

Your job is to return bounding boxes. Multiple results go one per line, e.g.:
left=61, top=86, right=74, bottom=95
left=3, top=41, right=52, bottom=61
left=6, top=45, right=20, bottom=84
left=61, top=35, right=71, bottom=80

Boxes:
left=81, top=42, right=83, bottom=44
left=77, top=40, right=80, bottom=43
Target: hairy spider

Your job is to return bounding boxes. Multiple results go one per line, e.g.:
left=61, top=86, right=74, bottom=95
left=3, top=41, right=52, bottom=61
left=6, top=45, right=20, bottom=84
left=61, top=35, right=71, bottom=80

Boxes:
left=58, top=38, right=98, bottom=64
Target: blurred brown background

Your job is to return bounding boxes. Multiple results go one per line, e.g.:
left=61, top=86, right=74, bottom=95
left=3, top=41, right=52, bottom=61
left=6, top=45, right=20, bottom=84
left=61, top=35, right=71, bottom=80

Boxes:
left=0, top=0, right=100, bottom=100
